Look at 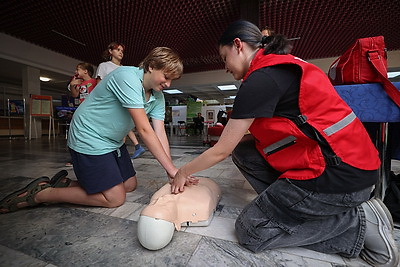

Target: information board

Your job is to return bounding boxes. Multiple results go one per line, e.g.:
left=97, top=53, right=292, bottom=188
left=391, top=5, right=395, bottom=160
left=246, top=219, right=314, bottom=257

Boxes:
left=30, top=95, right=52, bottom=117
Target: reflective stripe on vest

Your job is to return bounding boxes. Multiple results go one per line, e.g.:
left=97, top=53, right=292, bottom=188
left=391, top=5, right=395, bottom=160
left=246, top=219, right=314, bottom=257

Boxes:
left=323, top=112, right=356, bottom=136
left=262, top=135, right=297, bottom=155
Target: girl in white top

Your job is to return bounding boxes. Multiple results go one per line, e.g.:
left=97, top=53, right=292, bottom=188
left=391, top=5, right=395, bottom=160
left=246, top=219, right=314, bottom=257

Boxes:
left=95, top=42, right=124, bottom=83
left=96, top=42, right=146, bottom=158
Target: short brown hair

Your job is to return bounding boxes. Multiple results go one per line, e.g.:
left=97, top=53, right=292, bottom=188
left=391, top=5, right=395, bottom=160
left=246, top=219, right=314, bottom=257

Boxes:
left=261, top=26, right=275, bottom=36
left=140, top=47, right=183, bottom=78
left=77, top=62, right=94, bottom=77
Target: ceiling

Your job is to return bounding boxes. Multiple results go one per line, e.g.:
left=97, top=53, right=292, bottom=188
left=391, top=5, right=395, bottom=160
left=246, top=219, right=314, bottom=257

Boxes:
left=0, top=0, right=399, bottom=104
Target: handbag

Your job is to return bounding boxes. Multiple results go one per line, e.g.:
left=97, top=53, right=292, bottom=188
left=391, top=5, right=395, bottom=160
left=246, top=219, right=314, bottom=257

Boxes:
left=328, top=36, right=400, bottom=107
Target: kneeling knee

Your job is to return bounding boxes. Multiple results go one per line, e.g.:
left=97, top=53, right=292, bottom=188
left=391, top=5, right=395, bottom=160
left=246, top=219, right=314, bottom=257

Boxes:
left=124, top=176, right=137, bottom=193
left=102, top=191, right=126, bottom=208
left=125, top=182, right=137, bottom=193
left=106, top=196, right=126, bottom=208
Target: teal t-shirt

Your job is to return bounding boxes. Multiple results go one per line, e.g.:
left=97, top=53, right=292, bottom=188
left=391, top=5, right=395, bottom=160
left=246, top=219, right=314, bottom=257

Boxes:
left=67, top=66, right=165, bottom=155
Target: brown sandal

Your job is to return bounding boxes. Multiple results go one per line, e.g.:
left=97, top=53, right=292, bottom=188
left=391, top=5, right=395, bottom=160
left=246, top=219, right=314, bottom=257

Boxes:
left=49, top=170, right=71, bottom=188
left=0, top=176, right=51, bottom=213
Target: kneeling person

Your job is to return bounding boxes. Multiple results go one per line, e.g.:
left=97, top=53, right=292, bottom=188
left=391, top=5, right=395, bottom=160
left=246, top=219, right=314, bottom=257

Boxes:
left=0, top=47, right=196, bottom=213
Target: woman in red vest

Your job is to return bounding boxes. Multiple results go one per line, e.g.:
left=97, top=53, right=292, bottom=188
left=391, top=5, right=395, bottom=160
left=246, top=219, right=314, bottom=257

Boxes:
left=172, top=20, right=398, bottom=266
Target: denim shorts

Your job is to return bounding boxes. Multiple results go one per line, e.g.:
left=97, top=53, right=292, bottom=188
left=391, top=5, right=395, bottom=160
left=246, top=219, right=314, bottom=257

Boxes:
left=69, top=144, right=136, bottom=194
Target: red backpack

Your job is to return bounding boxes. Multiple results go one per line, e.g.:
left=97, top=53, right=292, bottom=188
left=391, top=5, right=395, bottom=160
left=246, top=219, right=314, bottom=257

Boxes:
left=328, top=36, right=400, bottom=107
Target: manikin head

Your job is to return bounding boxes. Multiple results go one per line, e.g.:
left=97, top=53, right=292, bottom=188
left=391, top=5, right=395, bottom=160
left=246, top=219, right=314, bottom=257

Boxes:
left=137, top=178, right=221, bottom=250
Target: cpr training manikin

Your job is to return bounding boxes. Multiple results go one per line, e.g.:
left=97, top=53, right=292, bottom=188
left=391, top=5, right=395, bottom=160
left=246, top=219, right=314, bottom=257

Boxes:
left=138, top=177, right=221, bottom=250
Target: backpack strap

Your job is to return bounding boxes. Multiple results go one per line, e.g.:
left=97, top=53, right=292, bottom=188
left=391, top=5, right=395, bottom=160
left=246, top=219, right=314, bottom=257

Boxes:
left=368, top=51, right=400, bottom=107
left=292, top=115, right=341, bottom=166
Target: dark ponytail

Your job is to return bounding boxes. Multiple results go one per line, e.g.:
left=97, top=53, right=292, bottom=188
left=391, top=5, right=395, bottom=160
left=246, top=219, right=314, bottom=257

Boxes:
left=261, top=34, right=292, bottom=55
left=219, top=20, right=292, bottom=55
left=219, top=20, right=262, bottom=49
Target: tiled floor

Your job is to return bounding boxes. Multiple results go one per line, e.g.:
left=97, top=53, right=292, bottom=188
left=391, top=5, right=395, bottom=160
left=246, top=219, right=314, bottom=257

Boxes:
left=0, top=135, right=399, bottom=267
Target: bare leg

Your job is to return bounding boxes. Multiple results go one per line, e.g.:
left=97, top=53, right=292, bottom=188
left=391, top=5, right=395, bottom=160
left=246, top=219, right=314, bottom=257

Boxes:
left=124, top=176, right=137, bottom=192
left=35, top=182, right=127, bottom=208
left=127, top=130, right=139, bottom=146
left=128, top=130, right=146, bottom=159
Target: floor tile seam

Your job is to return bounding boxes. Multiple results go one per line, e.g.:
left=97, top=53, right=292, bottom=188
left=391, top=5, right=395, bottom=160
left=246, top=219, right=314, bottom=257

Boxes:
left=65, top=204, right=241, bottom=241
left=66, top=205, right=242, bottom=248
left=178, top=226, right=240, bottom=245
left=196, top=234, right=239, bottom=245
left=273, top=248, right=347, bottom=265
left=0, top=244, right=54, bottom=266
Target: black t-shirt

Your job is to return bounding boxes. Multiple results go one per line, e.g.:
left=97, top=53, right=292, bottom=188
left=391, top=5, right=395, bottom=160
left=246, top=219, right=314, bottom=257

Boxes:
left=232, top=65, right=377, bottom=193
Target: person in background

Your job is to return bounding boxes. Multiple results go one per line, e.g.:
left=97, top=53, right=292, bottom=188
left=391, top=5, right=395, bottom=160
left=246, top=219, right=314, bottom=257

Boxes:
left=261, top=26, right=275, bottom=37
left=0, top=47, right=197, bottom=214
left=96, top=42, right=145, bottom=159
left=171, top=20, right=398, bottom=266
left=192, top=112, right=204, bottom=135
left=95, top=42, right=124, bottom=83
left=68, top=62, right=97, bottom=104
left=216, top=110, right=228, bottom=126
left=65, top=62, right=97, bottom=167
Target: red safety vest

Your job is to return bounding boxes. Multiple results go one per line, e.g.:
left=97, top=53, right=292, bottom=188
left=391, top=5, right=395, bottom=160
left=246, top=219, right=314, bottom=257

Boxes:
left=243, top=51, right=380, bottom=180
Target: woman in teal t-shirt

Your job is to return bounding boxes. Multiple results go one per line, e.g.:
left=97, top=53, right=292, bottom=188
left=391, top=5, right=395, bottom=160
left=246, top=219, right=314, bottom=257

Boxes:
left=0, top=47, right=197, bottom=213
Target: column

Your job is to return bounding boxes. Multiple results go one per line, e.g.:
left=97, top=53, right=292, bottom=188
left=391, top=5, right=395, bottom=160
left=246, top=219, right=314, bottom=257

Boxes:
left=22, top=66, right=41, bottom=138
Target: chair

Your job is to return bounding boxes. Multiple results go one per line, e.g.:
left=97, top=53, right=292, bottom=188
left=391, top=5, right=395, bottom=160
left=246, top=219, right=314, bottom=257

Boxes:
left=206, top=125, right=224, bottom=147
left=57, top=120, right=70, bottom=139
left=177, top=121, right=186, bottom=136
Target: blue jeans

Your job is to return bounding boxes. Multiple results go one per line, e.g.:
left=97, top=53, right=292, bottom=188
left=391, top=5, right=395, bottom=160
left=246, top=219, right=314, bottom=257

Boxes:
left=232, top=136, right=371, bottom=257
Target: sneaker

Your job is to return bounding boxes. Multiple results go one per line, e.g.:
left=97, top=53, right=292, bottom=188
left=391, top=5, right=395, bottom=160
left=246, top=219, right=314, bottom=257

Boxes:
left=131, top=146, right=145, bottom=159
left=360, top=198, right=399, bottom=266
left=65, top=162, right=73, bottom=167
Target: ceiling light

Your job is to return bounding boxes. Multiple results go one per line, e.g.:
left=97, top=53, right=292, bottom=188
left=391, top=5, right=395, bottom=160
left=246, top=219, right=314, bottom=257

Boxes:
left=163, top=89, right=182, bottom=94
left=218, top=85, right=237, bottom=90
left=388, top=71, right=400, bottom=78
left=40, top=77, right=51, bottom=82
left=205, top=99, right=220, bottom=104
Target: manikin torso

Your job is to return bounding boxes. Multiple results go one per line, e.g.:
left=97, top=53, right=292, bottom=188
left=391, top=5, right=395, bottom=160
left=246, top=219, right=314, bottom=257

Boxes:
left=138, top=178, right=221, bottom=250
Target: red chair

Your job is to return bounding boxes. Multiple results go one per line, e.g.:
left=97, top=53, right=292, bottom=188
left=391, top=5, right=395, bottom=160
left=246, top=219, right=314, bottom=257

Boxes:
left=206, top=126, right=224, bottom=146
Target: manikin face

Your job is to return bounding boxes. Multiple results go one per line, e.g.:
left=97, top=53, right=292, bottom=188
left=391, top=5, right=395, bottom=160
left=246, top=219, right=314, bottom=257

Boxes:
left=219, top=43, right=248, bottom=80
left=146, top=67, right=178, bottom=92
left=109, top=45, right=124, bottom=61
